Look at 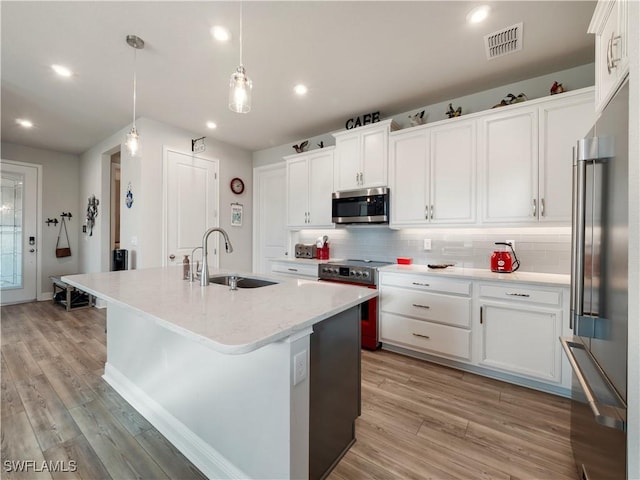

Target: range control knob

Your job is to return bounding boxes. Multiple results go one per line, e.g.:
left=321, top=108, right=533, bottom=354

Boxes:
left=355, top=270, right=362, bottom=277
left=349, top=270, right=356, bottom=276
left=362, top=271, right=370, bottom=278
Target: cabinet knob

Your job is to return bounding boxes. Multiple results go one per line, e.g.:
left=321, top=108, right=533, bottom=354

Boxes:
left=169, top=254, right=176, bottom=260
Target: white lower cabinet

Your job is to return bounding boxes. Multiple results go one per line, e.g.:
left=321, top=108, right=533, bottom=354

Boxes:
left=478, top=297, right=563, bottom=384
left=379, top=273, right=473, bottom=362
left=379, top=271, right=571, bottom=393
left=380, top=313, right=472, bottom=360
left=270, top=259, right=319, bottom=280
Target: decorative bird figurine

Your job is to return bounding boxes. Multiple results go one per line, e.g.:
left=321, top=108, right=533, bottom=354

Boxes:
left=446, top=103, right=462, bottom=118
left=408, top=110, right=425, bottom=126
left=492, top=93, right=517, bottom=108
left=293, top=140, right=309, bottom=153
left=317, top=141, right=324, bottom=149
left=550, top=81, right=565, bottom=95
left=513, top=93, right=528, bottom=103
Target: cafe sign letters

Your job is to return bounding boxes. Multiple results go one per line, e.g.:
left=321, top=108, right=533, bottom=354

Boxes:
left=345, top=111, right=381, bottom=130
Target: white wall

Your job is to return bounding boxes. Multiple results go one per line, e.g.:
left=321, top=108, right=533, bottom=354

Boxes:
left=253, top=63, right=595, bottom=168
left=79, top=117, right=253, bottom=275
left=1, top=142, right=80, bottom=298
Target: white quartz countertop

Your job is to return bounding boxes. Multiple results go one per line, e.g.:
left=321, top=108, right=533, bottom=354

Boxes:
left=62, top=267, right=377, bottom=355
left=379, top=264, right=570, bottom=287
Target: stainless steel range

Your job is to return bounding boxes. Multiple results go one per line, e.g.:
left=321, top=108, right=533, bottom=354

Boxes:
left=318, top=259, right=390, bottom=287
left=318, top=259, right=391, bottom=349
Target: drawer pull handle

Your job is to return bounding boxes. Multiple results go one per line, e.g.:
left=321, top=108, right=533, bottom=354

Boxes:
left=412, top=333, right=430, bottom=340
left=288, top=268, right=298, bottom=272
left=506, top=292, right=530, bottom=298
left=412, top=282, right=430, bottom=287
left=412, top=303, right=430, bottom=309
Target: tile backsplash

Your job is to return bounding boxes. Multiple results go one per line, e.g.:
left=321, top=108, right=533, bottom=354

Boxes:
left=295, top=227, right=571, bottom=274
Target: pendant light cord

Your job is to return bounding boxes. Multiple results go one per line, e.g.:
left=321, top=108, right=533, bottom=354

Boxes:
left=239, top=2, right=243, bottom=67
left=132, top=47, right=137, bottom=128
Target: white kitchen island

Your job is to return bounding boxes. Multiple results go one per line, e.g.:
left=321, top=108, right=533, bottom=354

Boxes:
left=63, top=267, right=377, bottom=480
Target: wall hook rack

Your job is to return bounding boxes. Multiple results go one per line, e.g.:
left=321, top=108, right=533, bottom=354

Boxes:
left=61, top=212, right=73, bottom=219
left=46, top=218, right=59, bottom=226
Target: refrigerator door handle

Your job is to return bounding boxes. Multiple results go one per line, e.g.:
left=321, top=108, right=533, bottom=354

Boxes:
left=561, top=338, right=626, bottom=431
left=572, top=137, right=615, bottom=333
left=571, top=145, right=587, bottom=331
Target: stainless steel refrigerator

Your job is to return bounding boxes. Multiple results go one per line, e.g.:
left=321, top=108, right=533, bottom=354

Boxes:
left=562, top=78, right=628, bottom=480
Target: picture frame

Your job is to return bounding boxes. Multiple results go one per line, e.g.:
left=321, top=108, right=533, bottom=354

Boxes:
left=231, top=203, right=243, bottom=226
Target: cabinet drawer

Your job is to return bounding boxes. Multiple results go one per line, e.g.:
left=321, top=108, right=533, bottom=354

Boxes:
left=478, top=284, right=561, bottom=306
left=380, top=286, right=471, bottom=328
left=380, top=313, right=471, bottom=361
left=270, top=261, right=318, bottom=279
left=380, top=273, right=471, bottom=296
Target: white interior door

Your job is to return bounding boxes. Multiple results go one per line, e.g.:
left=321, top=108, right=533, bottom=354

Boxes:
left=253, top=163, right=287, bottom=274
left=165, top=150, right=219, bottom=269
left=0, top=161, right=38, bottom=304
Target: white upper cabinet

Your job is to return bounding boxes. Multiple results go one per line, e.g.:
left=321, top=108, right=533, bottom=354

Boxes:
left=333, top=119, right=399, bottom=191
left=538, top=91, right=596, bottom=223
left=389, top=119, right=476, bottom=228
left=429, top=120, right=476, bottom=224
left=285, top=147, right=334, bottom=229
left=480, top=88, right=595, bottom=225
left=480, top=105, right=539, bottom=224
left=389, top=129, right=429, bottom=226
left=589, top=0, right=629, bottom=113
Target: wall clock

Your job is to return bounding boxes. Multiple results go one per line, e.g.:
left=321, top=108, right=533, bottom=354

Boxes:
left=230, top=177, right=245, bottom=195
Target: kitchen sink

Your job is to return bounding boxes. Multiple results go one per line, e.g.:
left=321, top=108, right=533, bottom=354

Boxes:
left=208, top=275, right=278, bottom=288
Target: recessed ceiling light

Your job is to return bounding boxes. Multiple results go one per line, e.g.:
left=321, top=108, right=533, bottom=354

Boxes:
left=206, top=121, right=217, bottom=129
left=51, top=64, right=73, bottom=77
left=211, top=26, right=231, bottom=42
left=294, top=84, right=308, bottom=96
left=16, top=119, right=34, bottom=128
left=467, top=5, right=491, bottom=24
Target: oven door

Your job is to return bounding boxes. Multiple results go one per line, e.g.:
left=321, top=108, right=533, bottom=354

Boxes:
left=318, top=279, right=380, bottom=350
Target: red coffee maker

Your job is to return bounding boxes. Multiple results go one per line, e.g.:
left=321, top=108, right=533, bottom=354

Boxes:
left=490, top=242, right=520, bottom=273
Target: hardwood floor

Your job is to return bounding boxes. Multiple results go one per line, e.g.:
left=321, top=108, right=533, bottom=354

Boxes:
left=1, top=301, right=577, bottom=479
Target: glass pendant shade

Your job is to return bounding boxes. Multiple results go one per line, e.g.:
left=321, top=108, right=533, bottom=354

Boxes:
left=229, top=65, right=252, bottom=113
left=125, top=127, right=140, bottom=157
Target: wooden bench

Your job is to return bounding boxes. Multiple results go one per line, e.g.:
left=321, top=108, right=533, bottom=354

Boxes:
left=50, top=275, right=95, bottom=311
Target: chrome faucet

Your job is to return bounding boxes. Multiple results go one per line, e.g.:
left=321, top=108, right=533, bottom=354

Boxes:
left=189, top=246, right=203, bottom=282
left=200, top=227, right=233, bottom=286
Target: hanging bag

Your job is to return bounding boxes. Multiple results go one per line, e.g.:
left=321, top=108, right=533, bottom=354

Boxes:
left=55, top=217, right=72, bottom=258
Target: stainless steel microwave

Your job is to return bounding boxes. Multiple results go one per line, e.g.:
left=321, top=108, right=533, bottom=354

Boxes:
left=332, top=187, right=389, bottom=224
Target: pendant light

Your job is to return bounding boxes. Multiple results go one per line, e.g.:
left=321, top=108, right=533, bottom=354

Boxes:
left=228, top=2, right=252, bottom=113
left=125, top=34, right=144, bottom=157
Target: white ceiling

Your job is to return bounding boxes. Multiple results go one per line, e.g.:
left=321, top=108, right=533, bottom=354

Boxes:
left=1, top=1, right=596, bottom=156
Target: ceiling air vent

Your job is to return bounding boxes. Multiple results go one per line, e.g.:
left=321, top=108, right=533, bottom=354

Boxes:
left=484, top=22, right=523, bottom=59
